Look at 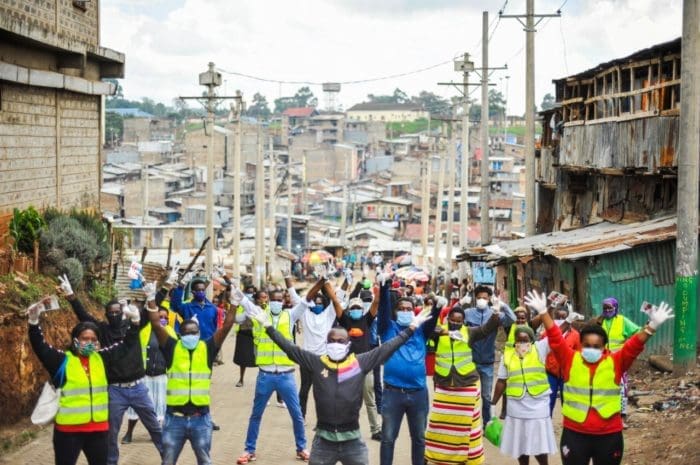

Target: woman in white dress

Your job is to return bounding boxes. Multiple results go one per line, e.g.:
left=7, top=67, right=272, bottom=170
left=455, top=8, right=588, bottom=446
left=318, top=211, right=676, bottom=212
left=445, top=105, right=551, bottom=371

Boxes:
left=491, top=325, right=557, bottom=465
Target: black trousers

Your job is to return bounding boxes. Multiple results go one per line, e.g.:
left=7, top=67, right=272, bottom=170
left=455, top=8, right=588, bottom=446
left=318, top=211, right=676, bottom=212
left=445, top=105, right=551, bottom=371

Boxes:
left=560, top=427, right=624, bottom=465
left=298, top=366, right=313, bottom=418
left=53, top=428, right=108, bottom=465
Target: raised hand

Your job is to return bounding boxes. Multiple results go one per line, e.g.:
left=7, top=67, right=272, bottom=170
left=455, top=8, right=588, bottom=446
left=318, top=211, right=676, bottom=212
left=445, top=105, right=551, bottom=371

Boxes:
left=491, top=295, right=503, bottom=313
left=143, top=281, right=157, bottom=302
left=57, top=273, right=74, bottom=296
left=122, top=304, right=140, bottom=323
left=648, top=301, right=674, bottom=330
left=26, top=301, right=47, bottom=325
left=229, top=286, right=245, bottom=307
left=410, top=307, right=433, bottom=329
left=249, top=305, right=271, bottom=327
left=524, top=290, right=548, bottom=315
left=166, top=264, right=180, bottom=286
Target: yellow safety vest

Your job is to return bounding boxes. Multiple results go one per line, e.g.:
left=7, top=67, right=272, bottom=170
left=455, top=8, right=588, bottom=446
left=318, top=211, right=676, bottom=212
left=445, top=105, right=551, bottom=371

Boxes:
left=434, top=325, right=476, bottom=377
left=166, top=340, right=211, bottom=406
left=55, top=353, right=109, bottom=425
left=602, top=315, right=625, bottom=352
left=504, top=345, right=550, bottom=398
left=140, top=323, right=177, bottom=368
left=252, top=310, right=295, bottom=367
left=562, top=352, right=620, bottom=423
left=506, top=325, right=517, bottom=346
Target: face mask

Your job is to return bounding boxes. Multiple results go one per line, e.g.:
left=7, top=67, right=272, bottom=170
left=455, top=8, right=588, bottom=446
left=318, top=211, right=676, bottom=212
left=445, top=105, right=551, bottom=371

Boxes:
left=581, top=347, right=603, bottom=364
left=106, top=312, right=123, bottom=328
left=448, top=322, right=462, bottom=331
left=362, top=302, right=371, bottom=312
left=396, top=310, right=413, bottom=326
left=244, top=293, right=253, bottom=300
left=74, top=339, right=97, bottom=356
left=310, top=304, right=325, bottom=315
left=602, top=309, right=616, bottom=318
left=515, top=342, right=531, bottom=357
left=193, top=290, right=206, bottom=302
left=554, top=319, right=566, bottom=327
left=349, top=309, right=363, bottom=320
left=326, top=342, right=350, bottom=361
left=476, top=298, right=488, bottom=310
left=181, top=334, right=200, bottom=350
left=269, top=301, right=283, bottom=315
left=159, top=318, right=169, bottom=326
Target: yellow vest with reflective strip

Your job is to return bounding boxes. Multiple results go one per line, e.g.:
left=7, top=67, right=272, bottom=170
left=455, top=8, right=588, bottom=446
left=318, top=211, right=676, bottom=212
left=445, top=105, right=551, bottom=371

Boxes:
left=602, top=315, right=625, bottom=352
left=55, top=353, right=109, bottom=425
left=166, top=340, right=212, bottom=406
left=504, top=346, right=550, bottom=398
left=434, top=325, right=476, bottom=377
left=507, top=324, right=517, bottom=346
left=562, top=352, right=620, bottom=423
left=140, top=323, right=176, bottom=368
left=252, top=310, right=295, bottom=367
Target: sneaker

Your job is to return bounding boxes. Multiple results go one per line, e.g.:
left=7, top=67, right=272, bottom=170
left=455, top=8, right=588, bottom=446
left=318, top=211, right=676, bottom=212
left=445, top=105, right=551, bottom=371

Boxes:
left=237, top=452, right=257, bottom=464
left=371, top=431, right=382, bottom=441
left=296, top=449, right=310, bottom=461
left=121, top=433, right=132, bottom=444
left=212, top=422, right=220, bottom=431
left=276, top=401, right=286, bottom=408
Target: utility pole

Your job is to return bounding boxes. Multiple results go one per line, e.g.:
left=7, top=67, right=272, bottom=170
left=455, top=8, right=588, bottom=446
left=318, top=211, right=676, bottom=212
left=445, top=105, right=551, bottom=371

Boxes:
left=445, top=119, right=456, bottom=281
left=231, top=91, right=244, bottom=280
left=501, top=2, right=559, bottom=236
left=286, top=152, right=293, bottom=253
left=268, top=137, right=276, bottom=280
left=340, top=151, right=349, bottom=248
left=674, top=0, right=699, bottom=374
left=255, top=124, right=265, bottom=288
left=432, top=128, right=446, bottom=281
left=301, top=150, right=307, bottom=217
left=420, top=157, right=432, bottom=266
left=459, top=54, right=473, bottom=253
left=480, top=11, right=491, bottom=245
left=142, top=163, right=149, bottom=224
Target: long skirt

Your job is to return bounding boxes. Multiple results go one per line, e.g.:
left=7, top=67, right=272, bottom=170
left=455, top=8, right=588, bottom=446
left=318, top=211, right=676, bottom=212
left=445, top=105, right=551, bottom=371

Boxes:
left=233, top=328, right=256, bottom=367
left=425, top=382, right=484, bottom=465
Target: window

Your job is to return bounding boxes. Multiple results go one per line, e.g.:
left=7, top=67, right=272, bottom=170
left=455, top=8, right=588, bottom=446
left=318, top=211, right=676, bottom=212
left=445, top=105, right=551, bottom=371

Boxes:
left=72, top=0, right=89, bottom=11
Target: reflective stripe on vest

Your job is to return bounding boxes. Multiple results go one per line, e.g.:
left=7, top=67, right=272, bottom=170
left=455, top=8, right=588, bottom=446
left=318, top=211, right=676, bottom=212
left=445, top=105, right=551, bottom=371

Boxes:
left=253, top=310, right=295, bottom=367
left=434, top=325, right=476, bottom=377
left=140, top=323, right=176, bottom=368
left=562, top=352, right=620, bottom=423
left=166, top=341, right=211, bottom=407
left=603, top=315, right=625, bottom=352
left=504, top=347, right=549, bottom=398
left=55, top=353, right=109, bottom=425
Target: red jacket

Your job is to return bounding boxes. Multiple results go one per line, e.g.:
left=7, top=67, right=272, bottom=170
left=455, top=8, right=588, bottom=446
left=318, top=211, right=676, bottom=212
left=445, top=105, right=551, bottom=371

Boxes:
left=543, top=327, right=581, bottom=377
left=546, top=323, right=644, bottom=435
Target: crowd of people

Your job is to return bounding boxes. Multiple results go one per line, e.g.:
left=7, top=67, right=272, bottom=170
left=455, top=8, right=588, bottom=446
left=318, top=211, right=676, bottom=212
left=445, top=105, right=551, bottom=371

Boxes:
left=26, top=262, right=674, bottom=465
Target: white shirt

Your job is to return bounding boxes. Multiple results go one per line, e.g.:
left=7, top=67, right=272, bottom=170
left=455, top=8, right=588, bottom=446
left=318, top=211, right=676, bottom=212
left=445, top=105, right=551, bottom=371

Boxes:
left=290, top=301, right=336, bottom=355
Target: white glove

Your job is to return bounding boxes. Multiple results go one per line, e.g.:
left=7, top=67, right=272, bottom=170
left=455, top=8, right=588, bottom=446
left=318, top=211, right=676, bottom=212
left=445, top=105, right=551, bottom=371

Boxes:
left=648, top=301, right=674, bottom=330
left=460, top=294, right=472, bottom=305
left=314, top=264, right=328, bottom=280
left=343, top=268, right=353, bottom=283
left=448, top=330, right=465, bottom=341
left=143, top=281, right=157, bottom=302
left=27, top=301, right=46, bottom=325
left=57, top=273, right=74, bottom=296
left=335, top=288, right=346, bottom=302
left=166, top=265, right=180, bottom=286
left=249, top=305, right=271, bottom=327
left=409, top=307, right=433, bottom=329
left=123, top=304, right=141, bottom=323
left=491, top=296, right=503, bottom=313
left=118, top=299, right=128, bottom=313
left=229, top=287, right=245, bottom=307
left=435, top=296, right=448, bottom=309
left=182, top=271, right=195, bottom=286
left=524, top=290, right=548, bottom=315
left=566, top=311, right=584, bottom=324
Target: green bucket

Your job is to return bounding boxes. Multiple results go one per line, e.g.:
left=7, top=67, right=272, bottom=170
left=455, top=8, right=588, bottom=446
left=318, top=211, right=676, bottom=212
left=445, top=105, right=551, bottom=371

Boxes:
left=484, top=417, right=503, bottom=447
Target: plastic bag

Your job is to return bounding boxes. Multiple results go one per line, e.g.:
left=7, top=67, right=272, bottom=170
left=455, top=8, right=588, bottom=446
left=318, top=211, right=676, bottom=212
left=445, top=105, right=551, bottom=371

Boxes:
left=484, top=417, right=503, bottom=447
left=31, top=382, right=60, bottom=425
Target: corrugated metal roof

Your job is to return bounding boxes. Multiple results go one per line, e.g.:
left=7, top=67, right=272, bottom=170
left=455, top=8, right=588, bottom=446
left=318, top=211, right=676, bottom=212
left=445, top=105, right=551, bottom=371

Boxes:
left=114, top=260, right=167, bottom=301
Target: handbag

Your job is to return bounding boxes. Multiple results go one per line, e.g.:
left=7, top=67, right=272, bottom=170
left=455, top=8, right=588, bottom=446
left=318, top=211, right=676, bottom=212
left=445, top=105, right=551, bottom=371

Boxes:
left=31, top=357, right=67, bottom=425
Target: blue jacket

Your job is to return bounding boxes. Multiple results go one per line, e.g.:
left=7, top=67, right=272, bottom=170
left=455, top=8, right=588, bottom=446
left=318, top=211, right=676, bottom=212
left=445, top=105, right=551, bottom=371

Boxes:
left=170, top=286, right=219, bottom=340
left=378, top=283, right=439, bottom=389
left=464, top=303, right=515, bottom=365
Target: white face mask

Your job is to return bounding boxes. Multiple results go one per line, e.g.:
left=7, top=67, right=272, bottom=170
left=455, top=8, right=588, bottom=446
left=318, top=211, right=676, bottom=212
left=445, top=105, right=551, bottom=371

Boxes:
left=554, top=319, right=566, bottom=327
left=476, top=298, right=488, bottom=310
left=515, top=342, right=531, bottom=357
left=326, top=342, right=350, bottom=361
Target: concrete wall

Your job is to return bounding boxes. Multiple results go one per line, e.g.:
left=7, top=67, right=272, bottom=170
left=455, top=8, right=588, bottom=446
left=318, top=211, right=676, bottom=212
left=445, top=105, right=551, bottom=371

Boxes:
left=122, top=177, right=165, bottom=218
left=0, top=82, right=100, bottom=214
left=347, top=109, right=429, bottom=122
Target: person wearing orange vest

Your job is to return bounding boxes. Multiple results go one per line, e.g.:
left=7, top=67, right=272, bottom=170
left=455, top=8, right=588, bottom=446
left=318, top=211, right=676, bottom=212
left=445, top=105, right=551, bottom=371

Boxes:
left=492, top=325, right=557, bottom=465
left=27, top=297, right=142, bottom=465
left=525, top=291, right=674, bottom=465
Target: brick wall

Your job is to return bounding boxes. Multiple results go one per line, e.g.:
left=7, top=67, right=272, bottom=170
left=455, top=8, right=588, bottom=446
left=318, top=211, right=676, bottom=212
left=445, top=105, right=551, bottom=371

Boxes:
left=0, top=81, right=100, bottom=216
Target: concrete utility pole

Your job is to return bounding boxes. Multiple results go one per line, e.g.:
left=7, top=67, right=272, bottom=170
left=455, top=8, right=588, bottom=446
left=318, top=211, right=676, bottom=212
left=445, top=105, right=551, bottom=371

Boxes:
left=142, top=163, right=149, bottom=224
left=286, top=152, right=293, bottom=253
left=501, top=2, right=559, bottom=236
left=340, top=151, right=349, bottom=248
left=432, top=129, right=446, bottom=280
left=255, top=124, right=265, bottom=288
left=301, top=150, right=307, bottom=217
left=231, top=92, right=244, bottom=280
left=268, top=137, right=276, bottom=279
left=459, top=54, right=473, bottom=252
left=420, top=157, right=432, bottom=266
left=480, top=11, right=491, bottom=245
left=445, top=120, right=456, bottom=279
left=674, top=0, right=699, bottom=374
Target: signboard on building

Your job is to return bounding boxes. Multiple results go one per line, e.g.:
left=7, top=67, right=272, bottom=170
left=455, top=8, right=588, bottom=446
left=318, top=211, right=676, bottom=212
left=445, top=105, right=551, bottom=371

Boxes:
left=472, top=261, right=495, bottom=284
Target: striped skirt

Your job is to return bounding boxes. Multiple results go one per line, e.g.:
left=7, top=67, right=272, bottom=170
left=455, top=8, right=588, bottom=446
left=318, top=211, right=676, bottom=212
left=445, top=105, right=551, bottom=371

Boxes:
left=425, top=382, right=484, bottom=465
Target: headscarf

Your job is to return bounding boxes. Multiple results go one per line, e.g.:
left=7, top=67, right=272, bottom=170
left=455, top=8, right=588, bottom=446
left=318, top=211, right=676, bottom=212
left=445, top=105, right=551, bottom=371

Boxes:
left=513, top=325, right=535, bottom=342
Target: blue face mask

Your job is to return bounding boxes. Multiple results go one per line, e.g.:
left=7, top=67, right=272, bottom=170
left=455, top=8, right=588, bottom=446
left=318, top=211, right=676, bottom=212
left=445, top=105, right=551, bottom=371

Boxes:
left=181, top=334, right=200, bottom=350
left=581, top=347, right=603, bottom=364
left=349, top=309, right=363, bottom=320
left=193, top=290, right=206, bottom=302
left=310, top=304, right=325, bottom=315
left=269, top=301, right=283, bottom=315
left=396, top=310, right=413, bottom=327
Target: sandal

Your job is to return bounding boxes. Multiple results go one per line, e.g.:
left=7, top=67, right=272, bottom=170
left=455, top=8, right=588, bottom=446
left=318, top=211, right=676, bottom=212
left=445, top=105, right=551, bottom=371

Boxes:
left=236, top=452, right=257, bottom=464
left=236, top=380, right=244, bottom=387
left=296, top=449, right=310, bottom=462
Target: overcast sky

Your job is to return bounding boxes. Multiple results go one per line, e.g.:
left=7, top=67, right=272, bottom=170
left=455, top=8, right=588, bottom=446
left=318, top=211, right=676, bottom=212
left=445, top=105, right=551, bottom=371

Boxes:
left=101, top=0, right=682, bottom=116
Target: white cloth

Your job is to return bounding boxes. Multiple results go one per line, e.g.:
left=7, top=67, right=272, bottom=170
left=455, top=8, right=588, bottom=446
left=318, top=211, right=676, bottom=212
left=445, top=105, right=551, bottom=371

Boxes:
left=499, top=414, right=558, bottom=458
left=126, top=374, right=167, bottom=421
left=290, top=303, right=336, bottom=355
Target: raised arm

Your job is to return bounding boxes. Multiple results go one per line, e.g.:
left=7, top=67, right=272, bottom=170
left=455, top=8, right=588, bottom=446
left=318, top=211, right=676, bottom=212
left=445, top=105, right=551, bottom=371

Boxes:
left=212, top=299, right=237, bottom=348
left=146, top=296, right=174, bottom=347
left=467, top=313, right=500, bottom=344
left=368, top=285, right=379, bottom=317
left=377, top=281, right=393, bottom=337
left=323, top=281, right=345, bottom=319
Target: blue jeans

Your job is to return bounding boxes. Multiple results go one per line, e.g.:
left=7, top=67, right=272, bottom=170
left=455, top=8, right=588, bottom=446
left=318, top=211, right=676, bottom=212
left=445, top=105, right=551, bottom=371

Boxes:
left=380, top=386, right=428, bottom=465
left=547, top=372, right=565, bottom=416
left=476, top=364, right=494, bottom=425
left=309, top=435, right=368, bottom=465
left=162, top=412, right=212, bottom=465
left=107, top=383, right=163, bottom=465
left=244, top=370, right=306, bottom=453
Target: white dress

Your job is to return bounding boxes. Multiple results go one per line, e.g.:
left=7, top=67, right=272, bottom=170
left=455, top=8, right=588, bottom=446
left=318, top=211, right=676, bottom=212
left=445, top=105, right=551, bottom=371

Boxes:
left=498, top=339, right=558, bottom=458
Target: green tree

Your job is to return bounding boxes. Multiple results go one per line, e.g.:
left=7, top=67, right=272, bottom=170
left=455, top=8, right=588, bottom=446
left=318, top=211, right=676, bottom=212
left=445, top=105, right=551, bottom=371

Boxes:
left=105, top=112, right=124, bottom=145
left=541, top=93, right=556, bottom=111
left=367, top=88, right=410, bottom=104
left=246, top=92, right=271, bottom=119
left=411, top=91, right=450, bottom=116
left=294, top=86, right=317, bottom=107
left=274, top=96, right=297, bottom=114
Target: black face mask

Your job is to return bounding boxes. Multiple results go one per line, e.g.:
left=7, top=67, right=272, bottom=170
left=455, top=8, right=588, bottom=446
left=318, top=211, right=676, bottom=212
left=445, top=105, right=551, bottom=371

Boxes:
left=448, top=322, right=462, bottom=331
left=106, top=312, right=123, bottom=329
